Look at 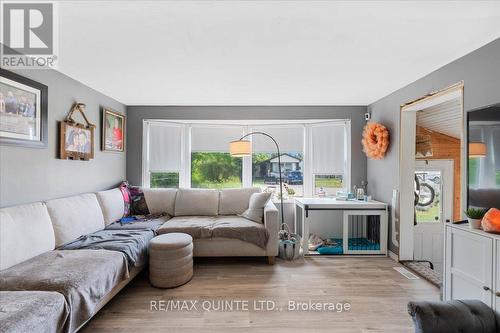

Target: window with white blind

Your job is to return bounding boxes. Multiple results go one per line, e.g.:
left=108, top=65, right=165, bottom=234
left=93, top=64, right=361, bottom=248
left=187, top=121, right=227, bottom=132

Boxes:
left=145, top=122, right=183, bottom=188
left=191, top=125, right=245, bottom=189
left=310, top=122, right=348, bottom=196
left=143, top=120, right=350, bottom=197
left=250, top=125, right=305, bottom=197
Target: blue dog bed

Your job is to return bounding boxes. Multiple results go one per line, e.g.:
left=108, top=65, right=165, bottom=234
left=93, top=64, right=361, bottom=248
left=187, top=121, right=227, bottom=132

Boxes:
left=317, top=238, right=380, bottom=255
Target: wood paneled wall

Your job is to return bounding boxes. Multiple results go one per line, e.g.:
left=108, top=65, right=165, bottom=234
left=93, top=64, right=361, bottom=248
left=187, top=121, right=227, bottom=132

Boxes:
left=416, top=126, right=461, bottom=221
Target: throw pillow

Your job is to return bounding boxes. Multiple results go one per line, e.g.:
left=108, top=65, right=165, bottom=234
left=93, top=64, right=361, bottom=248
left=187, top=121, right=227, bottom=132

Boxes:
left=120, top=181, right=150, bottom=216
left=239, top=192, right=272, bottom=223
left=119, top=181, right=131, bottom=216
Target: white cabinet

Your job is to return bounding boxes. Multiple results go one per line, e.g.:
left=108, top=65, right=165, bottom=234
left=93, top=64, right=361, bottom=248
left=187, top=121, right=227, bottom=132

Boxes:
left=496, top=240, right=500, bottom=311
left=444, top=224, right=500, bottom=311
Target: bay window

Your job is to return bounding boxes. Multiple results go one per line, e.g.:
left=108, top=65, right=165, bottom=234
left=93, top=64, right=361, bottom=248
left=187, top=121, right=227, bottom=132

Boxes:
left=143, top=120, right=350, bottom=197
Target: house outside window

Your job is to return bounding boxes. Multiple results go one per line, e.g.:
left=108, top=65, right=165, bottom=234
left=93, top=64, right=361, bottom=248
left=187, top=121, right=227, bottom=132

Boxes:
left=252, top=152, right=304, bottom=198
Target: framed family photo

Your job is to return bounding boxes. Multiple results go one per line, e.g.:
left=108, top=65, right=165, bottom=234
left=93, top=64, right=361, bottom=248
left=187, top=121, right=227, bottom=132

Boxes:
left=102, top=108, right=125, bottom=152
left=59, top=122, right=94, bottom=160
left=0, top=69, right=48, bottom=148
left=59, top=102, right=95, bottom=161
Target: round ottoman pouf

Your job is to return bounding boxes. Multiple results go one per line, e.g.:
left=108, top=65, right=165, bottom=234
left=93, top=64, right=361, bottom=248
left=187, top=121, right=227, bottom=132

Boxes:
left=149, top=233, right=193, bottom=288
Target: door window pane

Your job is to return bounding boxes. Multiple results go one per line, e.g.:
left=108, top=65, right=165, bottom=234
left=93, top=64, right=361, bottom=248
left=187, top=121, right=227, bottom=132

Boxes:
left=191, top=152, right=242, bottom=189
left=415, top=170, right=442, bottom=223
left=150, top=172, right=179, bottom=188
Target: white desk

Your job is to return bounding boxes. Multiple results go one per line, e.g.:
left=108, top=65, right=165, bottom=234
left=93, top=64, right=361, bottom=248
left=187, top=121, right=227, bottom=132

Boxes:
left=294, top=198, right=388, bottom=255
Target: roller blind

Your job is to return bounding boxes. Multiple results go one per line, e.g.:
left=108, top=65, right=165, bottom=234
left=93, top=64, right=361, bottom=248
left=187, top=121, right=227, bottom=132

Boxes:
left=311, top=122, right=346, bottom=174
left=148, top=123, right=182, bottom=171
left=250, top=125, right=304, bottom=152
left=191, top=126, right=245, bottom=152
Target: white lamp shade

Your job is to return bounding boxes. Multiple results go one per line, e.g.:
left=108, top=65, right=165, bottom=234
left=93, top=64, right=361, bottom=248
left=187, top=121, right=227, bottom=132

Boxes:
left=469, top=142, right=487, bottom=158
left=230, top=140, right=251, bottom=157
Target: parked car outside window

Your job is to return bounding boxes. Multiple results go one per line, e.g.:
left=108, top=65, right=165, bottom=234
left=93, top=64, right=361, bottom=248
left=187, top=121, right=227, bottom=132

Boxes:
left=287, top=171, right=303, bottom=185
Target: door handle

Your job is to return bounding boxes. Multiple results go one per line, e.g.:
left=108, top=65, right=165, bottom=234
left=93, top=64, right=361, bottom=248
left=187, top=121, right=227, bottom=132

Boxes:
left=483, top=286, right=490, bottom=291
left=496, top=292, right=500, bottom=297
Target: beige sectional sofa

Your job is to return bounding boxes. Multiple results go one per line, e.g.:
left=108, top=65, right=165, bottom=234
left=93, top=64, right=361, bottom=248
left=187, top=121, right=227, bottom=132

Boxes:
left=0, top=187, right=278, bottom=333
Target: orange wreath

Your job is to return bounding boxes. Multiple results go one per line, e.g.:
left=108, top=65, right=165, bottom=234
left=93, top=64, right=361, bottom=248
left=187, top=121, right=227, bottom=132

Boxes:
left=362, top=122, right=390, bottom=160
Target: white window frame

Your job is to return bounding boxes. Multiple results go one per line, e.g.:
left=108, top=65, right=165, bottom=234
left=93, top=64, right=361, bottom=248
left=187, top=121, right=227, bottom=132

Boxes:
left=142, top=119, right=351, bottom=197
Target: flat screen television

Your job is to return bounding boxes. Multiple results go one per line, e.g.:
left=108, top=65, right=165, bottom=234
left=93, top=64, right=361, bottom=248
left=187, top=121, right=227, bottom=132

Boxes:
left=467, top=103, right=500, bottom=210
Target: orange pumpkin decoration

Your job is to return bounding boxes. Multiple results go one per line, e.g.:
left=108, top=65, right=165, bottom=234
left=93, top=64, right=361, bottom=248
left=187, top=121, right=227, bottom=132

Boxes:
left=362, top=122, right=390, bottom=160
left=482, top=208, right=500, bottom=234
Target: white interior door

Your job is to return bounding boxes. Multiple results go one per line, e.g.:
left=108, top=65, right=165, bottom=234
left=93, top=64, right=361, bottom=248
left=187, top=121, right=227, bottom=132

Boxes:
left=413, top=160, right=454, bottom=274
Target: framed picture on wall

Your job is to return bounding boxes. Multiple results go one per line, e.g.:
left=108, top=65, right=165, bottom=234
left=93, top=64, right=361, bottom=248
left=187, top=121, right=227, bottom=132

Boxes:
left=0, top=69, right=48, bottom=148
left=59, top=122, right=95, bottom=160
left=102, top=107, right=125, bottom=152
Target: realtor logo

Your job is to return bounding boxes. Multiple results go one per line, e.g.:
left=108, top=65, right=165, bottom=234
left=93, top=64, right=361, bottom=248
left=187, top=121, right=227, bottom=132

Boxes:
left=1, top=2, right=58, bottom=68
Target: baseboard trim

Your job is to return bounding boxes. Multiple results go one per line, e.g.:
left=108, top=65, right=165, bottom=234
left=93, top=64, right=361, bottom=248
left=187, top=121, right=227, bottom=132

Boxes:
left=388, top=250, right=399, bottom=262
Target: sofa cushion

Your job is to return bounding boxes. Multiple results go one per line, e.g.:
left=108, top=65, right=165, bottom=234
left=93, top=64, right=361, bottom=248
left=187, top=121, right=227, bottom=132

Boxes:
left=0, top=291, right=69, bottom=333
left=96, top=188, right=125, bottom=225
left=46, top=193, right=105, bottom=247
left=0, top=249, right=129, bottom=333
left=239, top=192, right=272, bottom=223
left=158, top=216, right=215, bottom=239
left=218, top=187, right=261, bottom=215
left=174, top=188, right=219, bottom=216
left=158, top=215, right=269, bottom=249
left=143, top=188, right=177, bottom=216
left=0, top=202, right=55, bottom=270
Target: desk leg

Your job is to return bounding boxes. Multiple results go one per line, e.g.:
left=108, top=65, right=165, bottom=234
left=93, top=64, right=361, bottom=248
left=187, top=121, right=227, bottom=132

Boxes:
left=343, top=211, right=349, bottom=254
left=380, top=209, right=388, bottom=255
left=302, top=207, right=309, bottom=255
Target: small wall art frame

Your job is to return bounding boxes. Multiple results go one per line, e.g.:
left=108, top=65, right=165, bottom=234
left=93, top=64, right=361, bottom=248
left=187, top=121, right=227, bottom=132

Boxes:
left=102, top=107, right=125, bottom=152
left=0, top=68, right=48, bottom=148
left=59, top=103, right=95, bottom=160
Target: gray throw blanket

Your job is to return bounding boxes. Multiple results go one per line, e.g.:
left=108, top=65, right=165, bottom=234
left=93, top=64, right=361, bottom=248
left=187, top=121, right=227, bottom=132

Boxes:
left=0, top=291, right=69, bottom=333
left=59, top=229, right=155, bottom=267
left=0, top=250, right=129, bottom=333
left=105, top=217, right=168, bottom=232
left=158, top=215, right=269, bottom=249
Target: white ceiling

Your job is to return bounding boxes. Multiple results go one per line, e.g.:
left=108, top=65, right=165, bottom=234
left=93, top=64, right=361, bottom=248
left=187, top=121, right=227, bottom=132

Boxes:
left=56, top=1, right=500, bottom=106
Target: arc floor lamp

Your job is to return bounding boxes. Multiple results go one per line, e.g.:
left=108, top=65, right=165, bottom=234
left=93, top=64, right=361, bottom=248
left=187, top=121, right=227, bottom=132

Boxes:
left=229, top=132, right=285, bottom=227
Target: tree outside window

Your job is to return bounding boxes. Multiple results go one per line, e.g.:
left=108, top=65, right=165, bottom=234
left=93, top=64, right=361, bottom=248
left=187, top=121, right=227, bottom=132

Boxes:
left=191, top=152, right=242, bottom=189
left=150, top=172, right=179, bottom=188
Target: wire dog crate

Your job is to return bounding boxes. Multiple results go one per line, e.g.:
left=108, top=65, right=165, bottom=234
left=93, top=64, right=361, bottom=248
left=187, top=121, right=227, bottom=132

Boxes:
left=315, top=212, right=385, bottom=255
left=342, top=210, right=386, bottom=254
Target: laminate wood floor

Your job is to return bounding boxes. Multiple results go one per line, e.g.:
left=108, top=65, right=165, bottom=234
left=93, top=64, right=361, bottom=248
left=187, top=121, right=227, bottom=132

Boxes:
left=82, top=256, right=439, bottom=333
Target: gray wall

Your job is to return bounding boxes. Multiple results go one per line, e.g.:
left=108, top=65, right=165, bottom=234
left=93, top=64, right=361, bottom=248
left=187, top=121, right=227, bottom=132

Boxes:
left=0, top=69, right=126, bottom=207
left=368, top=38, right=500, bottom=254
left=126, top=106, right=368, bottom=187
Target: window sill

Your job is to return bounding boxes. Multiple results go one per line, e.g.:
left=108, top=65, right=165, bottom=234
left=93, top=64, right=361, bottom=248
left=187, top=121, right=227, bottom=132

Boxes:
left=271, top=198, right=299, bottom=205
